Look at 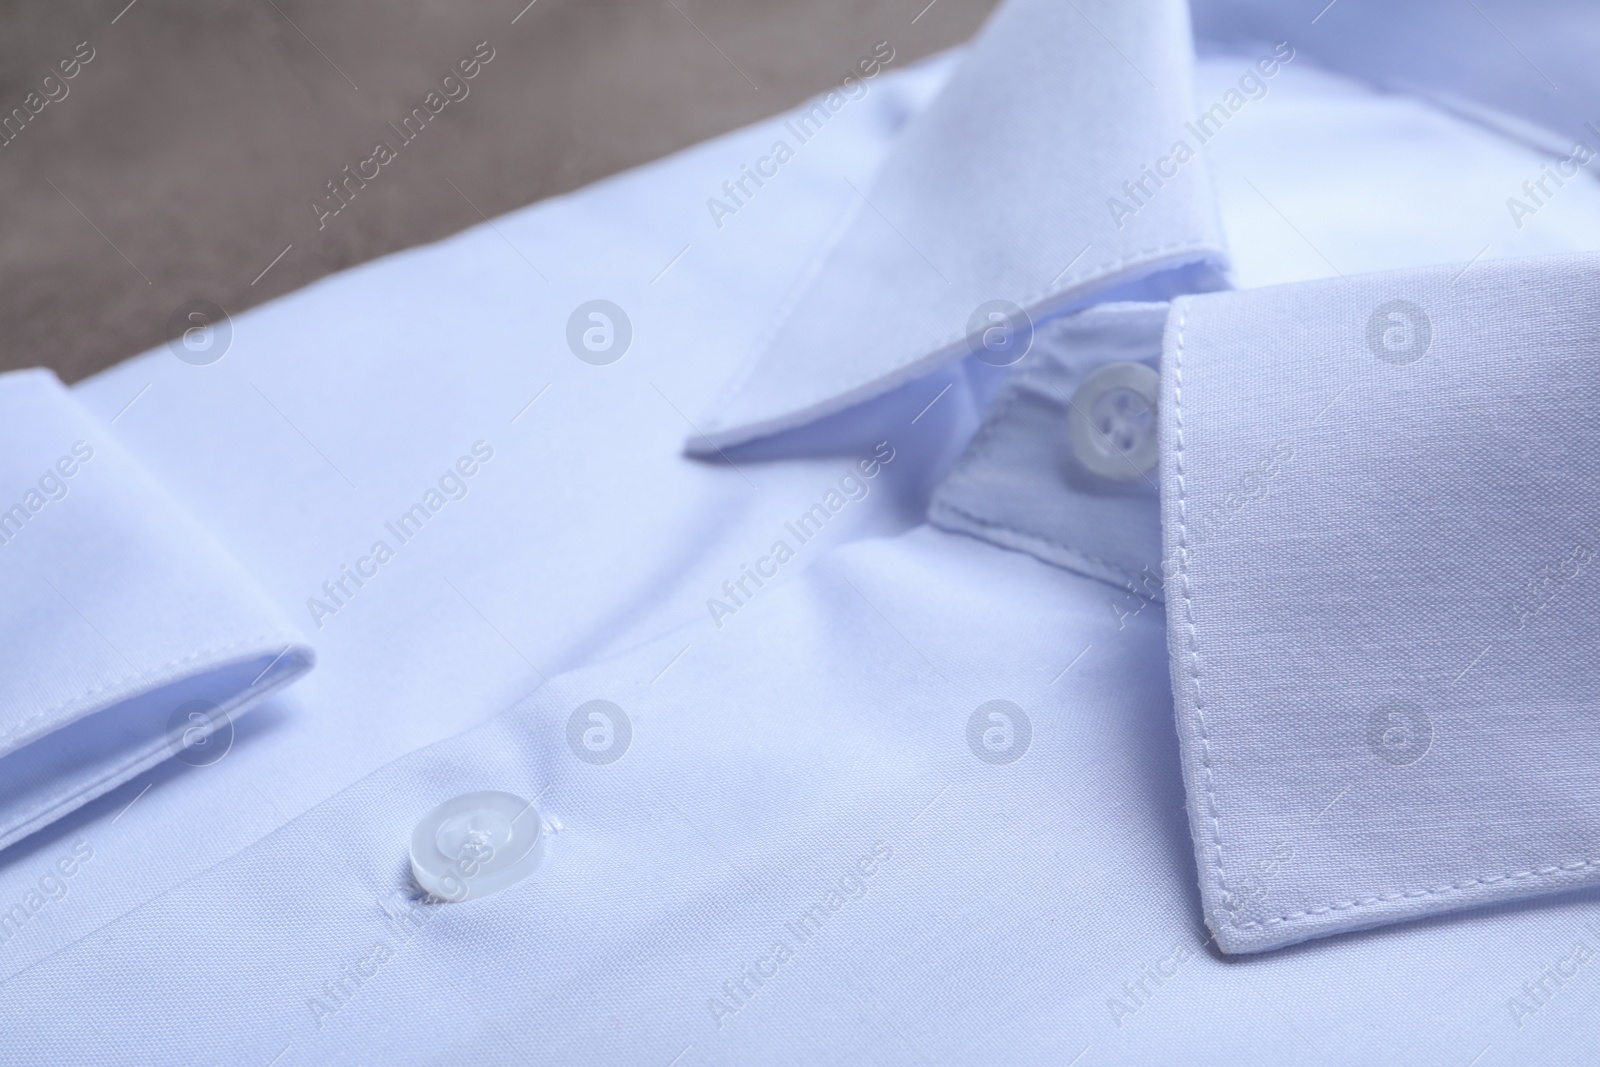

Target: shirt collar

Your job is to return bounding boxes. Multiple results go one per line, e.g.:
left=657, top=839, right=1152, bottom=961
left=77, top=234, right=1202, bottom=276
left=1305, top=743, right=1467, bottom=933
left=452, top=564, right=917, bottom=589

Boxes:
left=688, top=0, right=1231, bottom=455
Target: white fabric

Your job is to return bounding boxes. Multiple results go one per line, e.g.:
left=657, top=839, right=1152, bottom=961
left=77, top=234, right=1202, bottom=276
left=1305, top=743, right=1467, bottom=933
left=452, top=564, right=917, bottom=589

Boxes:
left=929, top=303, right=1167, bottom=593
left=6, top=0, right=1600, bottom=1060
left=689, top=0, right=1229, bottom=454
left=0, top=49, right=973, bottom=984
left=1198, top=0, right=1597, bottom=151
left=0, top=370, right=311, bottom=854
left=1161, top=252, right=1600, bottom=953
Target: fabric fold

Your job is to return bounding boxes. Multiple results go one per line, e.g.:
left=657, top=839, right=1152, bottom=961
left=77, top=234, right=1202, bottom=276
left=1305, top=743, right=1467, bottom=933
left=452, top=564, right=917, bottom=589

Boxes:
left=928, top=302, right=1167, bottom=594
left=688, top=0, right=1231, bottom=454
left=0, top=369, right=313, bottom=852
left=1161, top=252, right=1600, bottom=953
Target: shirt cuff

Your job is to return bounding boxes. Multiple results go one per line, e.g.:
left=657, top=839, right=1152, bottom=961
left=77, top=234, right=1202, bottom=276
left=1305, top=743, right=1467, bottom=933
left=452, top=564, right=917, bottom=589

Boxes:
left=0, top=369, right=313, bottom=851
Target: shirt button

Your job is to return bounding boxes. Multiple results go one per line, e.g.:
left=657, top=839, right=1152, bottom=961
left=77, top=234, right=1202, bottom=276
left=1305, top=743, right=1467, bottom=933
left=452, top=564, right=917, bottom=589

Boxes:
left=410, top=791, right=543, bottom=902
left=1067, top=361, right=1160, bottom=481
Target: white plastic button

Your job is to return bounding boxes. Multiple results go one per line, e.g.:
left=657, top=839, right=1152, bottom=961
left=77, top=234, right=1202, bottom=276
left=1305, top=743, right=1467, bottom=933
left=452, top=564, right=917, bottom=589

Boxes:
left=410, top=791, right=543, bottom=902
left=1067, top=361, right=1160, bottom=481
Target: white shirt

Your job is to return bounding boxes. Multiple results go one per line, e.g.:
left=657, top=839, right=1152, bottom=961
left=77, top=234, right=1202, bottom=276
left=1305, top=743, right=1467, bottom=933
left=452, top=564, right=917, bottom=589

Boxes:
left=3, top=0, right=1600, bottom=1061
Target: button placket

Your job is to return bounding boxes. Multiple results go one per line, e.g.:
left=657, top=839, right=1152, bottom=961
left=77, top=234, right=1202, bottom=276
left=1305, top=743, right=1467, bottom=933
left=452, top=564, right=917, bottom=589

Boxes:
left=1066, top=361, right=1160, bottom=481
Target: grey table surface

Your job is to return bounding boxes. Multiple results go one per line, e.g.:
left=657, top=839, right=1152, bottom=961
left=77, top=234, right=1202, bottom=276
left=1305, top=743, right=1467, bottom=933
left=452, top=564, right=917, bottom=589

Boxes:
left=0, top=0, right=995, bottom=383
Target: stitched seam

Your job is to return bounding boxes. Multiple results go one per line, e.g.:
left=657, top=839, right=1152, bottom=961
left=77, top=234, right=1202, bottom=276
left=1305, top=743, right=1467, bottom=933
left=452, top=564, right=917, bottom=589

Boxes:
left=707, top=238, right=1220, bottom=431
left=931, top=325, right=1160, bottom=592
left=1170, top=300, right=1241, bottom=929
left=0, top=634, right=299, bottom=749
left=933, top=347, right=1039, bottom=487
left=1171, top=300, right=1600, bottom=937
left=0, top=660, right=306, bottom=846
left=784, top=240, right=1218, bottom=411
left=932, top=499, right=1152, bottom=592
left=1233, top=859, right=1600, bottom=929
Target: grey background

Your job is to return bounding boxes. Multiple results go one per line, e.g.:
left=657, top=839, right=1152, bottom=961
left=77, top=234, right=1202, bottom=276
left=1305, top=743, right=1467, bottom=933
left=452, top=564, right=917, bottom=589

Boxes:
left=0, top=0, right=996, bottom=382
